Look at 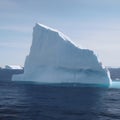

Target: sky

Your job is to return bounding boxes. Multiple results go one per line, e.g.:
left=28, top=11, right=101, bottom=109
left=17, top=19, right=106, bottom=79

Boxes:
left=0, top=0, right=120, bottom=67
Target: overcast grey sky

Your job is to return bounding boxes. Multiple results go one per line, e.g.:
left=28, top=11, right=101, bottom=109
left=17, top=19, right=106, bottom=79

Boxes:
left=0, top=0, right=120, bottom=67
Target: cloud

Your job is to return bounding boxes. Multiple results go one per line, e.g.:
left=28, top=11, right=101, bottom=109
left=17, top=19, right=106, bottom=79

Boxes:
left=0, top=0, right=17, bottom=9
left=0, top=41, right=31, bottom=49
left=0, top=25, right=32, bottom=33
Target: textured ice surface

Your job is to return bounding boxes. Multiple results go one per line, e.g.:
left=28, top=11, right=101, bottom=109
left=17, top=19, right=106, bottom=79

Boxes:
left=12, top=23, right=111, bottom=86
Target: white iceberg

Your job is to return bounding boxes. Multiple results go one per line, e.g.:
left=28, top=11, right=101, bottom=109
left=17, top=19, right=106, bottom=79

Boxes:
left=5, top=65, right=23, bottom=70
left=12, top=23, right=112, bottom=86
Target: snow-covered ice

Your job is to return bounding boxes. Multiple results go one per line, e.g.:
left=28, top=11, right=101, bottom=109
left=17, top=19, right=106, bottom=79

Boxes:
left=5, top=65, right=23, bottom=70
left=12, top=23, right=112, bottom=86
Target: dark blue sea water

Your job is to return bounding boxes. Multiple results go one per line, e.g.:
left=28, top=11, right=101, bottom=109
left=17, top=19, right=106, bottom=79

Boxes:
left=0, top=81, right=120, bottom=120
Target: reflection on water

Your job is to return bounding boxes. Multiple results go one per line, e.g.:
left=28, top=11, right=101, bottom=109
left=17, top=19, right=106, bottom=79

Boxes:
left=0, top=81, right=120, bottom=120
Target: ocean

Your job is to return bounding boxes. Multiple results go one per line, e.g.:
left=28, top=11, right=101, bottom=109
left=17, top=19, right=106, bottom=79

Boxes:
left=0, top=81, right=120, bottom=120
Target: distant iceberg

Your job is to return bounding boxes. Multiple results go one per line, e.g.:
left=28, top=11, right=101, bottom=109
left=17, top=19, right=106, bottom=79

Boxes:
left=12, top=23, right=112, bottom=86
left=5, top=65, right=23, bottom=70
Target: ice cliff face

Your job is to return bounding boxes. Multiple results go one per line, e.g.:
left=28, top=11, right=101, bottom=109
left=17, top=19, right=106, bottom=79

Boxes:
left=12, top=23, right=112, bottom=86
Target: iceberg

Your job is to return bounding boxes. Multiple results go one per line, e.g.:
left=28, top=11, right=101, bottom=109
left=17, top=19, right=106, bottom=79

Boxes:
left=12, top=23, right=112, bottom=86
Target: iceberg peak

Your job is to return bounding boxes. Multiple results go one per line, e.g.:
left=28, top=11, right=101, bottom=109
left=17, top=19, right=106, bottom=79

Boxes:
left=35, top=23, right=73, bottom=42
